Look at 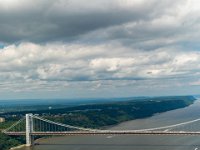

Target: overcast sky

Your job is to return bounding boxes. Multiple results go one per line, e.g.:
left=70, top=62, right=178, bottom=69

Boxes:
left=0, top=0, right=200, bottom=99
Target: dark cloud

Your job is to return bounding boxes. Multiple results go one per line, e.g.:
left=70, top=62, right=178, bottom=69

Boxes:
left=0, top=0, right=159, bottom=43
left=0, top=0, right=178, bottom=43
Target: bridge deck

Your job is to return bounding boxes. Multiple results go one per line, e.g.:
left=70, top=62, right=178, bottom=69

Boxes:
left=5, top=131, right=200, bottom=136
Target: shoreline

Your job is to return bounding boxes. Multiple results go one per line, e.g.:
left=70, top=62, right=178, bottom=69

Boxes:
left=102, top=99, right=198, bottom=130
left=10, top=144, right=26, bottom=150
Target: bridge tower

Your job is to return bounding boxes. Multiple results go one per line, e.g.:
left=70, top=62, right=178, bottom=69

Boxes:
left=26, top=114, right=34, bottom=146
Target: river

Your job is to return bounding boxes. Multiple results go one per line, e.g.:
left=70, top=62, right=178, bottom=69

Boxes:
left=19, top=98, right=200, bottom=150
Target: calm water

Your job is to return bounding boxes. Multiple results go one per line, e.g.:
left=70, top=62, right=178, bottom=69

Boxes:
left=20, top=98, right=200, bottom=150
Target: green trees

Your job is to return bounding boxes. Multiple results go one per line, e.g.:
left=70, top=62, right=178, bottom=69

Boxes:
left=45, top=96, right=196, bottom=128
left=0, top=133, right=22, bottom=150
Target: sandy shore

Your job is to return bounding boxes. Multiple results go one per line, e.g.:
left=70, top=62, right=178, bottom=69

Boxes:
left=10, top=144, right=26, bottom=150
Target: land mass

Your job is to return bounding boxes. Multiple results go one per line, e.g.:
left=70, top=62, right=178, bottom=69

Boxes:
left=0, top=95, right=197, bottom=150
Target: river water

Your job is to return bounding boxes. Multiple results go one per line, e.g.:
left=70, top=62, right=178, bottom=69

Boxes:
left=20, top=98, right=200, bottom=150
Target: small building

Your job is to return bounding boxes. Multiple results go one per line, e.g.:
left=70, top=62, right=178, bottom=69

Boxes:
left=0, top=117, right=5, bottom=123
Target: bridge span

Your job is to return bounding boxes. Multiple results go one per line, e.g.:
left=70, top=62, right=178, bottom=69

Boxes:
left=6, top=131, right=200, bottom=136
left=3, top=114, right=200, bottom=146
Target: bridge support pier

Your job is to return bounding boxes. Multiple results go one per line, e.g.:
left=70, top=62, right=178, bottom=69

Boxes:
left=26, top=114, right=34, bottom=146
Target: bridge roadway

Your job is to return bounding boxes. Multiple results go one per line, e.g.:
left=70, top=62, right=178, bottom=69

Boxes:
left=5, top=131, right=200, bottom=136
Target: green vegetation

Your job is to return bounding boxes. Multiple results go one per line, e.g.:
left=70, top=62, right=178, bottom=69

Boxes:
left=0, top=133, right=22, bottom=150
left=0, top=96, right=196, bottom=150
left=0, top=121, right=16, bottom=130
left=44, top=96, right=196, bottom=128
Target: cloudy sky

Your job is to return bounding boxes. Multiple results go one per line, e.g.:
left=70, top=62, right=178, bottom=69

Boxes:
left=0, top=0, right=200, bottom=99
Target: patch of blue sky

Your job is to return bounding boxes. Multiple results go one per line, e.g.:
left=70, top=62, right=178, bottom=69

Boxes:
left=0, top=44, right=4, bottom=49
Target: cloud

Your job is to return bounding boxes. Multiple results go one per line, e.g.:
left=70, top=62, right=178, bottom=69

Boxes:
left=0, top=42, right=199, bottom=94
left=1, top=0, right=198, bottom=46
left=0, top=0, right=200, bottom=97
left=0, top=0, right=158, bottom=43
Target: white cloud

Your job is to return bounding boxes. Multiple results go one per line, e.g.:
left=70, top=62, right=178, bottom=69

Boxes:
left=90, top=58, right=135, bottom=72
left=0, top=42, right=199, bottom=94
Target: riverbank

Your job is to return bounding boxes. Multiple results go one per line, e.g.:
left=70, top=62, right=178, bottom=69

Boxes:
left=44, top=96, right=196, bottom=129
left=10, top=145, right=25, bottom=150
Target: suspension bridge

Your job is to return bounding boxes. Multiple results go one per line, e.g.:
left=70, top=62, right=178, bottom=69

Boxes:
left=3, top=114, right=200, bottom=146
